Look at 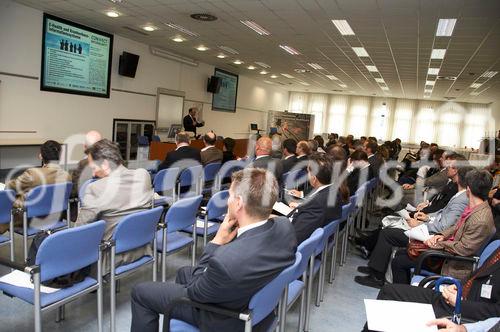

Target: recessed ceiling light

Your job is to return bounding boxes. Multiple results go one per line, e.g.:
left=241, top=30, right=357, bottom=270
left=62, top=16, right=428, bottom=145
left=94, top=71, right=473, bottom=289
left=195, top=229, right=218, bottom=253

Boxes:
left=219, top=46, right=239, bottom=54
left=233, top=60, right=243, bottom=65
left=352, top=47, right=369, bottom=57
left=270, top=74, right=278, bottom=78
left=338, top=83, right=347, bottom=88
left=247, top=65, right=256, bottom=70
left=255, top=62, right=271, bottom=68
left=217, top=54, right=226, bottom=59
left=260, top=70, right=268, bottom=75
left=331, top=20, right=355, bottom=35
left=279, top=45, right=301, bottom=55
left=196, top=45, right=208, bottom=51
left=428, top=68, right=440, bottom=75
left=190, top=13, right=218, bottom=21
left=366, top=65, right=378, bottom=72
left=436, top=18, right=457, bottom=37
left=164, top=23, right=199, bottom=37
left=105, top=10, right=120, bottom=18
left=172, top=36, right=185, bottom=42
left=381, top=86, right=389, bottom=91
left=481, top=71, right=498, bottom=78
left=431, top=49, right=446, bottom=59
left=326, top=75, right=338, bottom=80
left=240, top=20, right=271, bottom=36
left=281, top=73, right=295, bottom=78
left=143, top=25, right=157, bottom=32
left=426, top=80, right=436, bottom=86
left=307, top=63, right=324, bottom=70
left=470, top=83, right=482, bottom=89
left=375, top=78, right=385, bottom=83
left=470, top=91, right=480, bottom=96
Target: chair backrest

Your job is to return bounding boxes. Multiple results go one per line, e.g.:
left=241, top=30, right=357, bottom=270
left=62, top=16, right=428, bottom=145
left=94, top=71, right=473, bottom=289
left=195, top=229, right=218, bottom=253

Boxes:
left=153, top=168, right=180, bottom=193
left=248, top=252, right=301, bottom=325
left=152, top=135, right=161, bottom=142
left=36, top=220, right=106, bottom=282
left=478, top=240, right=500, bottom=268
left=341, top=202, right=352, bottom=220
left=112, top=207, right=163, bottom=255
left=138, top=135, right=149, bottom=146
left=0, top=190, right=15, bottom=225
left=165, top=195, right=203, bottom=233
left=282, top=169, right=301, bottom=189
left=178, top=165, right=203, bottom=189
left=204, top=162, right=221, bottom=183
left=206, top=190, right=229, bottom=220
left=25, top=182, right=72, bottom=218
left=78, top=178, right=97, bottom=204
left=295, top=228, right=323, bottom=279
left=354, top=183, right=367, bottom=206
left=218, top=160, right=246, bottom=182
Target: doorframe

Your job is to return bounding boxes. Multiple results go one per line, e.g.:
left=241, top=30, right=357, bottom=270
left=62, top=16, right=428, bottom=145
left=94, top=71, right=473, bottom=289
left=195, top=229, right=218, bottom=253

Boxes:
left=112, top=119, right=156, bottom=161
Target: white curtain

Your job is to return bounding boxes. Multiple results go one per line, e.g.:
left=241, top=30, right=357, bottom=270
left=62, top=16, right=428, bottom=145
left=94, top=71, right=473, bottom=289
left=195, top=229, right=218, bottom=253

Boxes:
left=326, top=94, right=349, bottom=135
left=392, top=99, right=416, bottom=143
left=347, top=96, right=371, bottom=138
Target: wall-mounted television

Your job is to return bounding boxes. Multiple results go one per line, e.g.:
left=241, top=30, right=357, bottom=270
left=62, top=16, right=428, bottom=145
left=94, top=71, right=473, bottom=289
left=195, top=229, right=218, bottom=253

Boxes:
left=212, top=68, right=238, bottom=112
left=40, top=13, right=114, bottom=98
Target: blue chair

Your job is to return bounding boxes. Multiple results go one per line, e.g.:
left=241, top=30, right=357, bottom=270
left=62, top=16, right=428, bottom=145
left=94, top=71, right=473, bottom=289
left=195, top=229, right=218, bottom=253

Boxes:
left=152, top=135, right=161, bottom=142
left=167, top=252, right=302, bottom=332
left=109, top=207, right=163, bottom=332
left=0, top=220, right=106, bottom=332
left=284, top=229, right=323, bottom=332
left=316, top=219, right=342, bottom=303
left=177, top=165, right=203, bottom=199
left=137, top=135, right=149, bottom=146
left=153, top=168, right=180, bottom=207
left=202, top=162, right=221, bottom=194
left=157, top=195, right=203, bottom=282
left=15, top=182, right=73, bottom=261
left=215, top=160, right=246, bottom=191
left=329, top=202, right=352, bottom=283
left=340, top=194, right=358, bottom=266
left=0, top=190, right=15, bottom=261
left=78, top=178, right=97, bottom=208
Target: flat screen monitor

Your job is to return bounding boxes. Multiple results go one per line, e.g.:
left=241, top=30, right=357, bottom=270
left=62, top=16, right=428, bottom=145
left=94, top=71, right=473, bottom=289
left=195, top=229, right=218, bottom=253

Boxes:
left=212, top=68, right=238, bottom=112
left=40, top=13, right=114, bottom=98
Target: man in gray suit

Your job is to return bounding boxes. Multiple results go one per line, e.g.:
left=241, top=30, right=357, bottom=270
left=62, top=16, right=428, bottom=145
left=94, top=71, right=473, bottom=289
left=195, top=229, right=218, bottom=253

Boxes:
left=200, top=131, right=222, bottom=166
left=75, top=139, right=153, bottom=272
left=130, top=168, right=297, bottom=332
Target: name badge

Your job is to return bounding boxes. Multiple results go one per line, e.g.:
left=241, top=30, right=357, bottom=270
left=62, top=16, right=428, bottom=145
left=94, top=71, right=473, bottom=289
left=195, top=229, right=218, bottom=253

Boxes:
left=481, top=284, right=492, bottom=299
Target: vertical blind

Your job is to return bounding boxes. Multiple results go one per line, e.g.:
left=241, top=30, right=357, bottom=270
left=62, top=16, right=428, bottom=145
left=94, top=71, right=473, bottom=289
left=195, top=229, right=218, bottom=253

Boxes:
left=288, top=92, right=495, bottom=148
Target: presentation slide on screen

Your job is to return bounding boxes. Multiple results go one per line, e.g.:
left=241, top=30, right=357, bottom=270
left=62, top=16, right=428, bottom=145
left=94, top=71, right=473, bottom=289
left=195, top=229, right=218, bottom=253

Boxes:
left=212, top=69, right=238, bottom=112
left=267, top=111, right=314, bottom=142
left=42, top=17, right=111, bottom=95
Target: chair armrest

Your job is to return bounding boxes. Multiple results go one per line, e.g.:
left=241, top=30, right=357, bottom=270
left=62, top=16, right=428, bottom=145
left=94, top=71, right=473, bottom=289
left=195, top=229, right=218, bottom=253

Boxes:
left=417, top=275, right=443, bottom=288
left=163, top=297, right=250, bottom=332
left=414, top=250, right=478, bottom=275
left=0, top=256, right=37, bottom=274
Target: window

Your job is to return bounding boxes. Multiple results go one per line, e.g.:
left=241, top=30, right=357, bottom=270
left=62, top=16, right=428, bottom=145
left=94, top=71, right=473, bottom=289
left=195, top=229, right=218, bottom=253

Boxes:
left=414, top=108, right=436, bottom=143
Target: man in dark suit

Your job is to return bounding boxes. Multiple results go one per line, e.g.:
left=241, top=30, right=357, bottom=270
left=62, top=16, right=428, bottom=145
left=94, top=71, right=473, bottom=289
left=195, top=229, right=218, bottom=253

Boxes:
left=158, top=131, right=201, bottom=171
left=248, top=136, right=283, bottom=183
left=364, top=140, right=383, bottom=177
left=200, top=131, right=222, bottom=165
left=183, top=107, right=204, bottom=137
left=346, top=150, right=374, bottom=195
left=281, top=138, right=297, bottom=174
left=130, top=168, right=297, bottom=332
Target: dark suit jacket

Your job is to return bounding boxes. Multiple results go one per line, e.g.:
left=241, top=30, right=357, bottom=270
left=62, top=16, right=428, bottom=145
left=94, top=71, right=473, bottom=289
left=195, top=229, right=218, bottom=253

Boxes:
left=222, top=151, right=235, bottom=164
left=183, top=114, right=204, bottom=135
left=249, top=155, right=284, bottom=183
left=200, top=146, right=223, bottom=166
left=421, top=181, right=458, bottom=214
left=186, top=217, right=297, bottom=332
left=281, top=155, right=298, bottom=174
left=368, top=153, right=383, bottom=177
left=289, top=185, right=343, bottom=244
left=347, top=166, right=373, bottom=195
left=158, top=145, right=202, bottom=171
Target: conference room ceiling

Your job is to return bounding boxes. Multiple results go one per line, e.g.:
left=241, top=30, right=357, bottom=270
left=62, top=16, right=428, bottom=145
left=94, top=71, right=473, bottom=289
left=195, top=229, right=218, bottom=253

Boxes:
left=15, top=0, right=500, bottom=104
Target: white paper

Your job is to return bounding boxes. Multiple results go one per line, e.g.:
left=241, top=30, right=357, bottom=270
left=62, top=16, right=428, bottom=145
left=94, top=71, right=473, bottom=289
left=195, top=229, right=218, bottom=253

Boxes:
left=0, top=183, right=5, bottom=191
left=396, top=209, right=411, bottom=220
left=273, top=202, right=293, bottom=216
left=406, top=203, right=417, bottom=212
left=195, top=220, right=215, bottom=229
left=364, top=299, right=437, bottom=332
left=0, top=270, right=60, bottom=294
left=284, top=189, right=304, bottom=199
left=404, top=223, right=431, bottom=242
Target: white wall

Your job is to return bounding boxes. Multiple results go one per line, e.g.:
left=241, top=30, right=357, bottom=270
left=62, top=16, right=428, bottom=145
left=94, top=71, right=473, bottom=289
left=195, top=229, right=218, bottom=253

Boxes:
left=0, top=1, right=289, bottom=143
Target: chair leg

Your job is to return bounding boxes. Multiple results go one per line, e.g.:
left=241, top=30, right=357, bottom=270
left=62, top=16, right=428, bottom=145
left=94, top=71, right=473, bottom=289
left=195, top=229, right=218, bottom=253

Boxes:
left=279, top=288, right=288, bottom=332
left=23, top=212, right=28, bottom=262
left=191, top=230, right=197, bottom=267
left=33, top=272, right=42, bottom=332
left=9, top=215, right=14, bottom=262
left=97, top=246, right=103, bottom=332
left=304, top=256, right=314, bottom=332
left=110, top=245, right=116, bottom=332
left=329, top=232, right=338, bottom=284
left=298, top=278, right=306, bottom=332
left=55, top=305, right=65, bottom=322
left=161, top=228, right=167, bottom=282
left=153, top=239, right=157, bottom=282
left=315, top=259, right=322, bottom=307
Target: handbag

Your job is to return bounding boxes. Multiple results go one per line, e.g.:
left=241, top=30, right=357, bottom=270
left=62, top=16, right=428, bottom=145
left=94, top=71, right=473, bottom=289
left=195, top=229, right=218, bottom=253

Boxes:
left=407, top=239, right=444, bottom=272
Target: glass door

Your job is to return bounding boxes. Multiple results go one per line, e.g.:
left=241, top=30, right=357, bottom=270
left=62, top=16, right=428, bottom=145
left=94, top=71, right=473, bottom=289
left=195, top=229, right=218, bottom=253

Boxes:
left=113, top=119, right=156, bottom=161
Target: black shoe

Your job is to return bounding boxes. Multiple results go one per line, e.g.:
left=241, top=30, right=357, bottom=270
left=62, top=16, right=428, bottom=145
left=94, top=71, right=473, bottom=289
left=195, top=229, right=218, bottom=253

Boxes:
left=357, top=266, right=372, bottom=274
left=360, top=246, right=370, bottom=260
left=354, top=275, right=385, bottom=289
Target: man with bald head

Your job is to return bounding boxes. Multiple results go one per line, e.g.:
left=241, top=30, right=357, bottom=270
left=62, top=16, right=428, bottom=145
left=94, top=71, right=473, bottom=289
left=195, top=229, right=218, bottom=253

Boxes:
left=248, top=136, right=283, bottom=183
left=200, top=131, right=222, bottom=165
left=71, top=130, right=103, bottom=198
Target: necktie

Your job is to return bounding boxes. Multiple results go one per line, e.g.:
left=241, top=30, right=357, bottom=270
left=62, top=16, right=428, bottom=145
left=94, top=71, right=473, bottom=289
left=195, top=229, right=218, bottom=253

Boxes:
left=462, top=248, right=500, bottom=299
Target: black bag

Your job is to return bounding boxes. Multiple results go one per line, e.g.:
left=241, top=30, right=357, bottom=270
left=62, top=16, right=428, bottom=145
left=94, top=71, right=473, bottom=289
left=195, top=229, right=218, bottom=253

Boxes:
left=27, top=230, right=91, bottom=288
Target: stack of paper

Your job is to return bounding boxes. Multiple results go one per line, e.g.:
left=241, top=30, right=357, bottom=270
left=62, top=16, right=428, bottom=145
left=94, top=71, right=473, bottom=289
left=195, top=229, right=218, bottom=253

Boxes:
left=195, top=220, right=216, bottom=229
left=0, top=270, right=60, bottom=293
left=404, top=223, right=431, bottom=241
left=406, top=203, right=417, bottom=212
left=273, top=202, right=293, bottom=216
left=396, top=209, right=411, bottom=220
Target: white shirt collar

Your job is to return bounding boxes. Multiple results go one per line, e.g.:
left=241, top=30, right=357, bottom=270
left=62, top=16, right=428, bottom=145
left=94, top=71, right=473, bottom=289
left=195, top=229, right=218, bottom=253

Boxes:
left=255, top=155, right=269, bottom=160
left=201, top=145, right=215, bottom=152
left=284, top=154, right=295, bottom=160
left=367, top=153, right=374, bottom=158
left=310, top=184, right=331, bottom=197
left=176, top=143, right=189, bottom=151
left=237, top=220, right=268, bottom=237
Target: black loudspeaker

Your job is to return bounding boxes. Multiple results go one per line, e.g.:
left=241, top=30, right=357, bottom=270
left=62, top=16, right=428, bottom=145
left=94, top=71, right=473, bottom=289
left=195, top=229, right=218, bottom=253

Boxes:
left=207, top=76, right=221, bottom=93
left=118, top=51, right=140, bottom=78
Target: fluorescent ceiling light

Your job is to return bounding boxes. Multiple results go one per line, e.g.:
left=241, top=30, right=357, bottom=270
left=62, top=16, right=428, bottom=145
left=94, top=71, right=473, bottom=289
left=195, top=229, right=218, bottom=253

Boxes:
left=105, top=10, right=120, bottom=18
left=326, top=75, right=338, bottom=80
left=481, top=71, right=498, bottom=78
left=470, top=91, right=480, bottom=96
left=279, top=45, right=301, bottom=55
left=426, top=80, right=435, bottom=86
left=366, top=65, right=378, bottom=72
left=196, top=45, right=208, bottom=51
left=240, top=20, right=270, bottom=36
left=470, top=83, right=482, bottom=89
left=338, top=83, right=347, bottom=88
left=436, top=18, right=457, bottom=37
left=172, top=36, right=185, bottom=42
left=255, top=62, right=271, bottom=68
left=219, top=46, right=239, bottom=54
left=233, top=60, right=243, bottom=65
left=381, top=86, right=389, bottom=91
left=352, top=47, right=369, bottom=57
left=216, top=54, right=226, bottom=59
left=428, top=68, right=440, bottom=75
left=299, top=81, right=310, bottom=86
left=423, top=95, right=430, bottom=98
left=331, top=20, right=355, bottom=35
left=143, top=25, right=157, bottom=32
left=307, top=63, right=324, bottom=70
left=247, top=65, right=256, bottom=70
left=260, top=70, right=268, bottom=75
left=281, top=73, right=295, bottom=78
left=150, top=46, right=198, bottom=67
left=431, top=49, right=446, bottom=59
left=375, top=78, right=385, bottom=83
left=164, top=23, right=199, bottom=37
left=270, top=74, right=278, bottom=78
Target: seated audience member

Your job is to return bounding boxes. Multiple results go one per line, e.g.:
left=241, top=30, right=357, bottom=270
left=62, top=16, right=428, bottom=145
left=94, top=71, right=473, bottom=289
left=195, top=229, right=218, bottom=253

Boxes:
left=370, top=246, right=500, bottom=324
left=346, top=150, right=374, bottom=195
left=354, top=165, right=472, bottom=288
left=130, top=168, right=297, bottom=332
left=401, top=150, right=450, bottom=192
left=391, top=169, right=496, bottom=284
left=248, top=136, right=283, bottom=183
left=427, top=317, right=500, bottom=332
left=71, top=130, right=102, bottom=197
left=221, top=137, right=236, bottom=164
left=390, top=138, right=402, bottom=160
left=271, top=134, right=283, bottom=159
left=287, top=153, right=348, bottom=244
left=308, top=139, right=319, bottom=153
left=296, top=140, right=312, bottom=163
left=158, top=131, right=201, bottom=171
left=364, top=140, right=383, bottom=177
left=313, top=135, right=326, bottom=153
left=75, top=139, right=153, bottom=271
left=490, top=186, right=500, bottom=240
left=4, top=140, right=71, bottom=231
left=200, top=131, right=223, bottom=165
left=281, top=138, right=297, bottom=174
